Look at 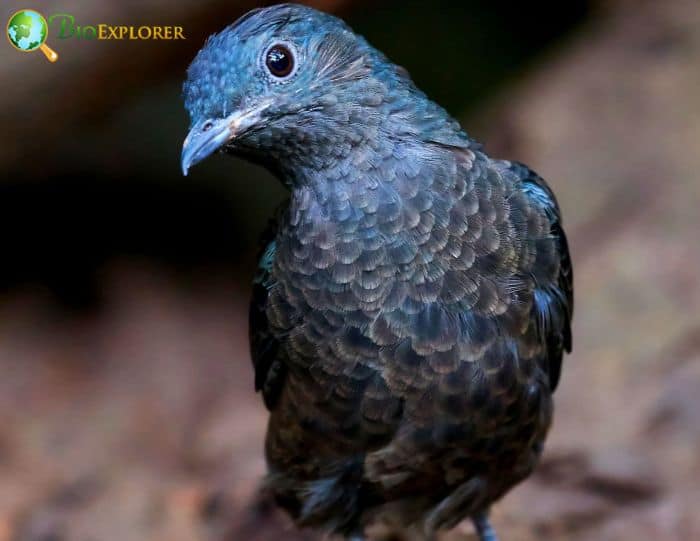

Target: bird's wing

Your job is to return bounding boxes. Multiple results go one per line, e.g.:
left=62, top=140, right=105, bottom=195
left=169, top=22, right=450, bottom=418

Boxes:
left=361, top=157, right=573, bottom=505
left=249, top=203, right=288, bottom=410
left=509, top=162, right=573, bottom=391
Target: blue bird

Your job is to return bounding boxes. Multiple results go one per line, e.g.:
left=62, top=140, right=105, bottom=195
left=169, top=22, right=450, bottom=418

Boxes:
left=181, top=5, right=572, bottom=541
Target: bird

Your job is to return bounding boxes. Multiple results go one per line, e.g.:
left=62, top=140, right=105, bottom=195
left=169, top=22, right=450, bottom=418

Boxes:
left=180, top=4, right=573, bottom=541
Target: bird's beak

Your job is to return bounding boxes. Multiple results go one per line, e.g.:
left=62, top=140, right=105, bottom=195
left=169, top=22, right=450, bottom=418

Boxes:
left=181, top=101, right=272, bottom=176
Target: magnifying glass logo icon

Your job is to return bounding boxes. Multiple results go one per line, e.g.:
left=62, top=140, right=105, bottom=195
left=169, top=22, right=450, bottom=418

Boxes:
left=7, top=9, right=59, bottom=62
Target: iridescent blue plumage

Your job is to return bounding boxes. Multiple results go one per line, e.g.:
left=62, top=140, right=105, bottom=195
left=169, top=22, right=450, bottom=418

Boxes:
left=182, top=5, right=572, bottom=540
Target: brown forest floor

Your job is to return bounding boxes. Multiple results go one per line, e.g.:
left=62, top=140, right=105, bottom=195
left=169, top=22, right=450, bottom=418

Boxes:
left=1, top=1, right=700, bottom=540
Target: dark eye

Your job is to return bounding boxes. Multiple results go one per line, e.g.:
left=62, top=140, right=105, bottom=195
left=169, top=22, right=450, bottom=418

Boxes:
left=265, top=44, right=294, bottom=78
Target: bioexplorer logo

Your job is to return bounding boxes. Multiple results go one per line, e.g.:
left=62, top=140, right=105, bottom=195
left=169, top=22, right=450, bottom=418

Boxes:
left=6, top=8, right=186, bottom=63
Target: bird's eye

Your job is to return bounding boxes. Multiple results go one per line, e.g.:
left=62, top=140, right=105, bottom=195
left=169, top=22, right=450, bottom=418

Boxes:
left=265, top=44, right=294, bottom=78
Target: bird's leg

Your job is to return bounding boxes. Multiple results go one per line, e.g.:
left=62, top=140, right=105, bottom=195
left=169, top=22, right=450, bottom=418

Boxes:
left=472, top=511, right=499, bottom=541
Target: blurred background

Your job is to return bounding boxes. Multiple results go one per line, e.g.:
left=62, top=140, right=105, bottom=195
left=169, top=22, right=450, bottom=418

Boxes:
left=1, top=0, right=699, bottom=539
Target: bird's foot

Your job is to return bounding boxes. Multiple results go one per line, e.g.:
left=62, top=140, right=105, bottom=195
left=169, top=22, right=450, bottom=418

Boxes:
left=471, top=512, right=498, bottom=541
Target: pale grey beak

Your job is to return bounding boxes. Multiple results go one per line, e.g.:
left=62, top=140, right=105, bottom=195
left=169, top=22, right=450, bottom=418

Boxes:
left=181, top=118, right=233, bottom=176
left=181, top=101, right=273, bottom=176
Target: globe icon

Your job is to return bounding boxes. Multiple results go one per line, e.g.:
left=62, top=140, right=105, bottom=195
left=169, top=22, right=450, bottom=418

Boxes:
left=6, top=9, right=58, bottom=62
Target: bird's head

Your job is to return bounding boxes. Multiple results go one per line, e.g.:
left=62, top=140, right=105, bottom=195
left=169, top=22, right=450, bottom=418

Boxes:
left=181, top=3, right=409, bottom=177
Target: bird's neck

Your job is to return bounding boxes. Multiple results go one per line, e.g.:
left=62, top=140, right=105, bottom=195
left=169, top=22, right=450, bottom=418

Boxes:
left=281, top=135, right=468, bottom=250
left=275, top=86, right=475, bottom=244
